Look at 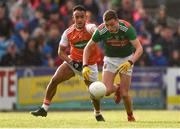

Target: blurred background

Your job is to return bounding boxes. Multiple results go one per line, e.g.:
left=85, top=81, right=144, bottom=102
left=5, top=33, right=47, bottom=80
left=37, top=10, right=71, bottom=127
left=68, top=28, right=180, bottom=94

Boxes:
left=0, top=0, right=179, bottom=111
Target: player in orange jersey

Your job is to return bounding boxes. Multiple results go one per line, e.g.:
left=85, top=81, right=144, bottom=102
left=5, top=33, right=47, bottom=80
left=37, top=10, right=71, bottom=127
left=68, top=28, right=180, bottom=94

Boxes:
left=30, top=5, right=105, bottom=121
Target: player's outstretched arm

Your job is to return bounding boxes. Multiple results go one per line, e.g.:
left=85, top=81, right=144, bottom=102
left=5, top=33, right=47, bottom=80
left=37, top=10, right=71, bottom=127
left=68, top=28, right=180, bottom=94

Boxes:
left=83, top=39, right=96, bottom=66
left=82, top=39, right=96, bottom=80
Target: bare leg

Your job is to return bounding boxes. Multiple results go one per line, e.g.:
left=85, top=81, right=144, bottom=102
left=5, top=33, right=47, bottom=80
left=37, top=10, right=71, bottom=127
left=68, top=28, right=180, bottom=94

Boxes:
left=102, top=71, right=117, bottom=96
left=84, top=80, right=105, bottom=121
left=84, top=80, right=101, bottom=113
left=43, top=63, right=75, bottom=109
left=30, top=63, right=75, bottom=117
left=91, top=98, right=101, bottom=115
left=119, top=73, right=135, bottom=121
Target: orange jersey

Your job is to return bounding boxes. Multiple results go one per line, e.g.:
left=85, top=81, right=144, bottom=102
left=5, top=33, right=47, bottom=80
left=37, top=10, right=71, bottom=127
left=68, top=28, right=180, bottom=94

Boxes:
left=60, top=23, right=99, bottom=65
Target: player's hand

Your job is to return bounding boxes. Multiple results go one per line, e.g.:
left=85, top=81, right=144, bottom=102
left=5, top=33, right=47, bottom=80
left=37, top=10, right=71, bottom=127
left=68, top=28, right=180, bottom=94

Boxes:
left=82, top=66, right=92, bottom=81
left=69, top=60, right=82, bottom=72
left=116, top=60, right=133, bottom=73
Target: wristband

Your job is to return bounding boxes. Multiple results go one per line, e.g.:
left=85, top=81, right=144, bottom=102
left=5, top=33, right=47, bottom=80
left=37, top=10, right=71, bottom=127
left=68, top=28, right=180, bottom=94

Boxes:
left=128, top=60, right=134, bottom=65
left=83, top=64, right=88, bottom=68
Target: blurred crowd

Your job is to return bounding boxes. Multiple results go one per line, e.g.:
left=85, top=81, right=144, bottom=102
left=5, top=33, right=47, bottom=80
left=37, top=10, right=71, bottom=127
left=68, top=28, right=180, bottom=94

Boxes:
left=0, top=0, right=179, bottom=67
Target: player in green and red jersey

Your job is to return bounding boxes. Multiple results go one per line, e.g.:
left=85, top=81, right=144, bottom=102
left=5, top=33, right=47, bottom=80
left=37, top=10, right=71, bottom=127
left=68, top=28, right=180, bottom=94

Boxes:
left=82, top=10, right=143, bottom=121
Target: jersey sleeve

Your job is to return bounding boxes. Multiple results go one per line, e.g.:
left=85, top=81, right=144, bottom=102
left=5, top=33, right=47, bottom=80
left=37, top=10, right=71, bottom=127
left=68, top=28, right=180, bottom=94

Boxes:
left=85, top=23, right=97, bottom=34
left=126, top=25, right=137, bottom=41
left=59, top=29, right=69, bottom=46
left=92, top=29, right=101, bottom=42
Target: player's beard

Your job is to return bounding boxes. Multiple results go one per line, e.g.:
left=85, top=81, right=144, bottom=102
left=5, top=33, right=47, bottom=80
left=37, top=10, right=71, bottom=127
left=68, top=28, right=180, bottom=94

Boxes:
left=76, top=22, right=85, bottom=30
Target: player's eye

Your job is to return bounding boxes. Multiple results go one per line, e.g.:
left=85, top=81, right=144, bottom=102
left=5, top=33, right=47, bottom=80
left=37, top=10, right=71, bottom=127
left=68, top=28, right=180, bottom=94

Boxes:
left=75, top=15, right=84, bottom=19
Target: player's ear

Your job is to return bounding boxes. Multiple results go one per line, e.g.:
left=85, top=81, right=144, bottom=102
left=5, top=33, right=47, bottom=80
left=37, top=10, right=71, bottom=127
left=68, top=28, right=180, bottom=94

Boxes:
left=72, top=15, right=75, bottom=22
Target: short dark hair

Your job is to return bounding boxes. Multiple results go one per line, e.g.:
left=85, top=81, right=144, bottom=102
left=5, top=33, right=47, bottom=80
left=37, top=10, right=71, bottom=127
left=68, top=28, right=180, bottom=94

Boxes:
left=103, top=10, right=118, bottom=22
left=73, top=5, right=86, bottom=12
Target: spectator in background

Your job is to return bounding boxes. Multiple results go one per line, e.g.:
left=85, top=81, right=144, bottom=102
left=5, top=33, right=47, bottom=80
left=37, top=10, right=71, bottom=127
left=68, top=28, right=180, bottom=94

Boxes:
left=117, top=0, right=134, bottom=24
left=38, top=0, right=58, bottom=19
left=0, top=1, right=13, bottom=59
left=110, top=0, right=121, bottom=10
left=134, top=0, right=143, bottom=11
left=29, top=7, right=45, bottom=34
left=46, top=7, right=65, bottom=34
left=0, top=38, right=11, bottom=60
left=32, top=27, right=53, bottom=67
left=0, top=1, right=13, bottom=39
left=156, top=5, right=167, bottom=27
left=10, top=4, right=24, bottom=25
left=169, top=49, right=180, bottom=67
left=46, top=25, right=60, bottom=58
left=29, top=0, right=41, bottom=10
left=83, top=0, right=99, bottom=22
left=86, top=10, right=96, bottom=24
left=15, top=0, right=34, bottom=21
left=138, top=32, right=151, bottom=46
left=98, top=0, right=109, bottom=15
left=149, top=44, right=168, bottom=66
left=136, top=52, right=152, bottom=67
left=59, top=0, right=75, bottom=27
left=0, top=42, right=22, bottom=66
left=21, top=38, right=43, bottom=66
left=134, top=8, right=154, bottom=36
left=152, top=24, right=162, bottom=43
left=174, top=23, right=180, bottom=50
left=155, top=26, right=176, bottom=59
left=11, top=22, right=29, bottom=51
left=152, top=5, right=166, bottom=41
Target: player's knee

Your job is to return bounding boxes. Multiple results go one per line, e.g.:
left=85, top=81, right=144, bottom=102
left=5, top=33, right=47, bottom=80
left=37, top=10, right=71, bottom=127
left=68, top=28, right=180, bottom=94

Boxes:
left=121, top=91, right=129, bottom=98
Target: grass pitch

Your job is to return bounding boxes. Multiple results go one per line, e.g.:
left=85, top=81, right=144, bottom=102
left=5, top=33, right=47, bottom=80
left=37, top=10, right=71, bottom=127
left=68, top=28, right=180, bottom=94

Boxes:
left=0, top=110, right=179, bottom=128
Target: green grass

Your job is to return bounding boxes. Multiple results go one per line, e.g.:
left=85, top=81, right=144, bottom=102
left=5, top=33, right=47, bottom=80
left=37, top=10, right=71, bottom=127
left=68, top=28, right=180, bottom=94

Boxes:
left=0, top=110, right=179, bottom=128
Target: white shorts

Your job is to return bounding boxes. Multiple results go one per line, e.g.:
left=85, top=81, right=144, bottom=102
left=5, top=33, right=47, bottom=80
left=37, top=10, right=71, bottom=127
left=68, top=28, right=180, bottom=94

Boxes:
left=103, top=55, right=133, bottom=76
left=65, top=62, right=98, bottom=82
